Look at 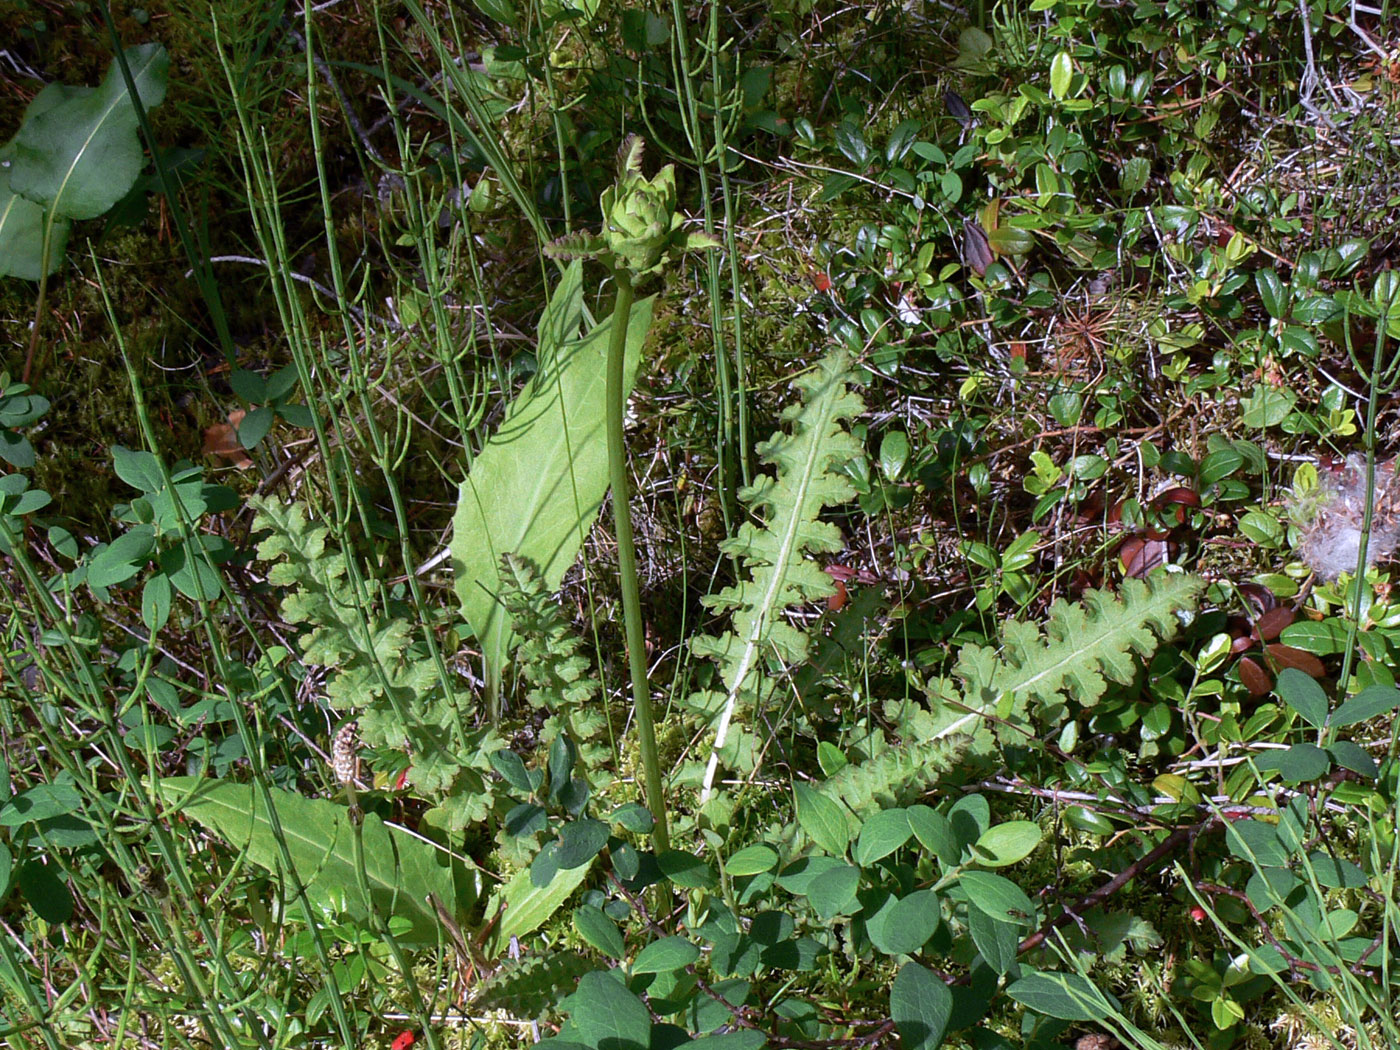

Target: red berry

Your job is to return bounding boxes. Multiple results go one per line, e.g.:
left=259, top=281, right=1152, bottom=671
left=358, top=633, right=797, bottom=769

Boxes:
left=391, top=1032, right=416, bottom=1050
left=1190, top=906, right=1207, bottom=923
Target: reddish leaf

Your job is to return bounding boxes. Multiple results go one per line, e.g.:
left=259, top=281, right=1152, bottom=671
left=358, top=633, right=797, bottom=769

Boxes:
left=1154, top=486, right=1201, bottom=524
left=1120, top=534, right=1168, bottom=577
left=1265, top=644, right=1326, bottom=678
left=202, top=409, right=252, bottom=468
left=1230, top=634, right=1256, bottom=655
left=1237, top=583, right=1278, bottom=617
left=1238, top=656, right=1273, bottom=697
left=963, top=218, right=993, bottom=276
left=827, top=579, right=849, bottom=612
left=1255, top=606, right=1295, bottom=642
left=811, top=271, right=832, bottom=293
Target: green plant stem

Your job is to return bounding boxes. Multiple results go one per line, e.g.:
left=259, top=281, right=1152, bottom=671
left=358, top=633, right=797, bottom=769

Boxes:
left=607, top=270, right=670, bottom=852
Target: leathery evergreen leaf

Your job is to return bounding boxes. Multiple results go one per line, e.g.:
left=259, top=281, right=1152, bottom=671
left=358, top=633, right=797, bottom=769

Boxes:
left=452, top=261, right=654, bottom=699
left=153, top=776, right=479, bottom=947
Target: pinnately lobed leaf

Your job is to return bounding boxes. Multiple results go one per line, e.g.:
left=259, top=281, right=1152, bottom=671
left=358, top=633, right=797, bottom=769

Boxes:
left=693, top=349, right=865, bottom=798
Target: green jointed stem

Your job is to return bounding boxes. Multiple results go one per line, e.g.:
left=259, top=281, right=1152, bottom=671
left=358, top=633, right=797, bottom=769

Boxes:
left=606, top=272, right=670, bottom=851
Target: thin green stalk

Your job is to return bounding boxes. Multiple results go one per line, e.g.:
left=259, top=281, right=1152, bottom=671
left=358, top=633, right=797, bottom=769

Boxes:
left=607, top=272, right=670, bottom=852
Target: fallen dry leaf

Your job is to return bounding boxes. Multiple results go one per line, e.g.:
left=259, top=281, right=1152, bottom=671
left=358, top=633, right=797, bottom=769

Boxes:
left=203, top=408, right=253, bottom=468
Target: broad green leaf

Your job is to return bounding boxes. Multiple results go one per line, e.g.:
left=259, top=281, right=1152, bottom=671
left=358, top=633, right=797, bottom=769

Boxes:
left=854, top=808, right=911, bottom=865
left=725, top=844, right=779, bottom=876
left=691, top=1032, right=766, bottom=1050
left=452, top=263, right=654, bottom=699
left=986, top=225, right=1034, bottom=255
left=890, top=962, right=952, bottom=1050
left=485, top=851, right=593, bottom=957
left=1308, top=852, right=1366, bottom=889
left=805, top=863, right=861, bottom=918
left=556, top=819, right=609, bottom=869
left=867, top=889, right=941, bottom=956
left=1254, top=742, right=1330, bottom=783
left=1049, top=52, right=1074, bottom=99
left=1279, top=619, right=1347, bottom=654
left=1256, top=268, right=1288, bottom=318
left=1006, top=971, right=1119, bottom=1021
left=1326, top=741, right=1377, bottom=779
left=573, top=904, right=625, bottom=958
left=153, top=776, right=478, bottom=946
left=632, top=935, right=700, bottom=974
left=967, top=902, right=1019, bottom=974
left=565, top=970, right=651, bottom=1050
left=907, top=805, right=959, bottom=866
left=1274, top=667, right=1327, bottom=727
left=971, top=821, right=1042, bottom=867
left=958, top=870, right=1035, bottom=925
left=793, top=782, right=852, bottom=856
left=1330, top=684, right=1400, bottom=727
left=878, top=431, right=910, bottom=482
left=657, top=850, right=718, bottom=890
left=0, top=144, right=70, bottom=280
left=1224, top=819, right=1287, bottom=867
left=87, top=529, right=155, bottom=587
left=18, top=860, right=74, bottom=923
left=10, top=45, right=169, bottom=221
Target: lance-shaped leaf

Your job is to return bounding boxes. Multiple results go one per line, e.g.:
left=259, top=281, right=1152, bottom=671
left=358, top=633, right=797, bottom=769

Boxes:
left=153, top=776, right=480, bottom=946
left=452, top=261, right=654, bottom=699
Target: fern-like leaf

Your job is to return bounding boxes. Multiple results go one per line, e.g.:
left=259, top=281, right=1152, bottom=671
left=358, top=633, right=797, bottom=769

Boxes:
left=692, top=349, right=865, bottom=799
left=496, top=552, right=610, bottom=769
left=812, top=572, right=1203, bottom=822
left=250, top=497, right=503, bottom=829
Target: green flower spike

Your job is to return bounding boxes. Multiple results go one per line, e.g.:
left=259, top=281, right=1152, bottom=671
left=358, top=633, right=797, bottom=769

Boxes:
left=545, top=135, right=720, bottom=278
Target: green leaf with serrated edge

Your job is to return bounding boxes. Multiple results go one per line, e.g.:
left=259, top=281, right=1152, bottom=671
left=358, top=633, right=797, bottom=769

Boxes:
left=692, top=351, right=864, bottom=794
left=574, top=905, right=625, bottom=958
left=959, top=870, right=1035, bottom=925
left=452, top=262, right=653, bottom=700
left=890, top=962, right=952, bottom=1050
left=152, top=777, right=478, bottom=946
left=854, top=808, right=912, bottom=866
left=1006, top=971, right=1119, bottom=1021
left=484, top=855, right=592, bottom=958
left=632, top=936, right=700, bottom=974
left=1275, top=667, right=1327, bottom=728
left=1329, top=684, right=1400, bottom=727
left=10, top=46, right=168, bottom=221
left=793, top=783, right=852, bottom=856
left=725, top=844, right=779, bottom=876
left=972, top=821, right=1042, bottom=867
